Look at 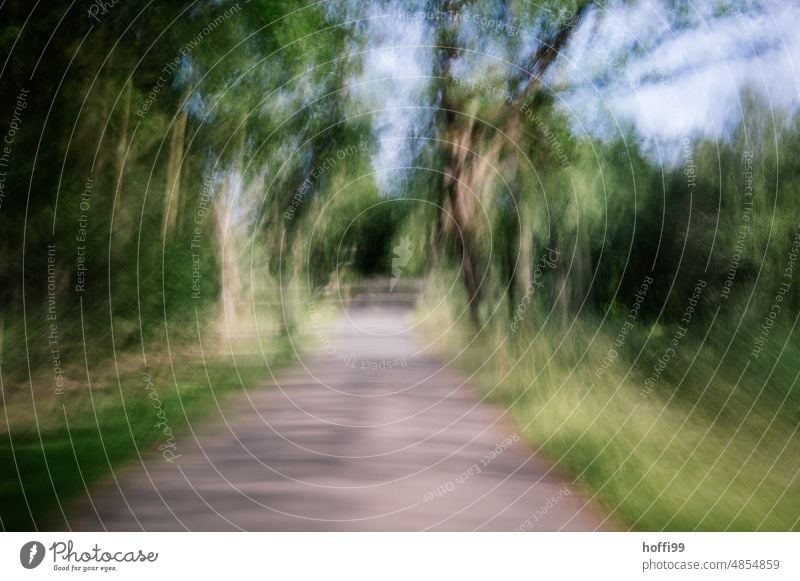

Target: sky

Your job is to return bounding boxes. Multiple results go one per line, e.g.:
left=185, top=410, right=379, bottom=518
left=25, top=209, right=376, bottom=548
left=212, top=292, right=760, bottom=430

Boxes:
left=346, top=0, right=800, bottom=181
left=347, top=0, right=433, bottom=194
left=559, top=0, right=800, bottom=152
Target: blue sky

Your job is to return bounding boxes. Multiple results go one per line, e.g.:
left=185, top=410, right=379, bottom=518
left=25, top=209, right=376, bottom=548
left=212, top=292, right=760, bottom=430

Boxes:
left=558, top=0, right=800, bottom=149
left=347, top=0, right=800, bottom=178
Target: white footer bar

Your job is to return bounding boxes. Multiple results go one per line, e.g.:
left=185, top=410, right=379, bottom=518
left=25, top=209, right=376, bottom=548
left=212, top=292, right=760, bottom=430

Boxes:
left=1, top=533, right=797, bottom=580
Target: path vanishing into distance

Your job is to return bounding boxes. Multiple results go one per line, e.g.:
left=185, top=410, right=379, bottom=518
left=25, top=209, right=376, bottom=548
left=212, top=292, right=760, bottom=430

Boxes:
left=65, top=283, right=609, bottom=531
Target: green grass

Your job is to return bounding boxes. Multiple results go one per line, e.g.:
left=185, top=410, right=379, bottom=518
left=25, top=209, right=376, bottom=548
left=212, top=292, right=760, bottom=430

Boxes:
left=0, top=314, right=300, bottom=531
left=417, top=274, right=800, bottom=531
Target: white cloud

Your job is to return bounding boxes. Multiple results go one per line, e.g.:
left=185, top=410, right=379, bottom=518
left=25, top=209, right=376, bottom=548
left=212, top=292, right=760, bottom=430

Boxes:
left=348, top=2, right=433, bottom=194
left=558, top=0, right=800, bottom=155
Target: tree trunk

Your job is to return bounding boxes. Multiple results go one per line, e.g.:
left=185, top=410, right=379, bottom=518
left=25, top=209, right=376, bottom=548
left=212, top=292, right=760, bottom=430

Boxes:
left=434, top=4, right=589, bottom=326
left=163, top=107, right=188, bottom=236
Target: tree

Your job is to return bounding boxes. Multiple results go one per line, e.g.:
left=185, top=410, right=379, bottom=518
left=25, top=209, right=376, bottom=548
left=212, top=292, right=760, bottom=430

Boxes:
left=433, top=1, right=591, bottom=324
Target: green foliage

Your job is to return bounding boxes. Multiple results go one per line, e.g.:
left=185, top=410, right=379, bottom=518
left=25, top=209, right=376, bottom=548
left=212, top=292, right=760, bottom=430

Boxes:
left=3, top=0, right=800, bottom=532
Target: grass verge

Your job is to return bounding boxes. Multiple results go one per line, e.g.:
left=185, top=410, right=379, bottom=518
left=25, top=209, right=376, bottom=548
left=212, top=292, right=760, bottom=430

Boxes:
left=417, top=274, right=800, bottom=531
left=0, top=306, right=304, bottom=531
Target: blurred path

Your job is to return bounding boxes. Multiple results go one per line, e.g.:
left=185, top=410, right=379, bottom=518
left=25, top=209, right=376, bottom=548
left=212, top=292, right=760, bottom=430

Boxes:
left=66, top=281, right=608, bottom=531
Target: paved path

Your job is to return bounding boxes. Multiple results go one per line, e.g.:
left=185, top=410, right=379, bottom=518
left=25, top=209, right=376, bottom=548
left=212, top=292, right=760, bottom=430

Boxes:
left=66, top=290, right=608, bottom=531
